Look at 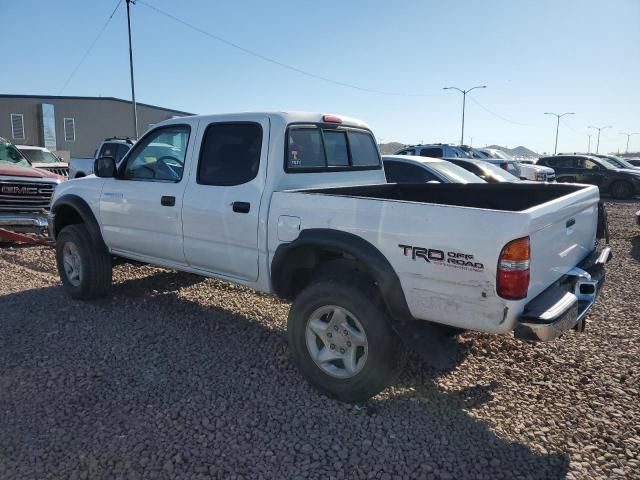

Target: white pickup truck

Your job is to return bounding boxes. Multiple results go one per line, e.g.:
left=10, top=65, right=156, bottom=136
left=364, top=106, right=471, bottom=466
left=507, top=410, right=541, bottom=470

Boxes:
left=49, top=112, right=610, bottom=402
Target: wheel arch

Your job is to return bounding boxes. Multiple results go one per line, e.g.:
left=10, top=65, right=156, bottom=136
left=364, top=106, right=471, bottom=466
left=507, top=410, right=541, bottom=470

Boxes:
left=50, top=194, right=107, bottom=251
left=271, top=229, right=413, bottom=322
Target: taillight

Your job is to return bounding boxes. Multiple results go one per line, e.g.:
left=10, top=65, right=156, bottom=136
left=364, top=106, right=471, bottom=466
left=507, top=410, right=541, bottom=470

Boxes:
left=497, top=237, right=530, bottom=300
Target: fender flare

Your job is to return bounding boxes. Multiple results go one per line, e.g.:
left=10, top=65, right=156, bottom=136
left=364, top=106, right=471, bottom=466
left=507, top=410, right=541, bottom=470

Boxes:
left=271, top=229, right=413, bottom=321
left=50, top=194, right=107, bottom=251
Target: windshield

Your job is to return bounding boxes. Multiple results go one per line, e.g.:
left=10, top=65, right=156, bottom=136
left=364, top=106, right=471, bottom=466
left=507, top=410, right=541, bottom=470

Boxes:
left=478, top=161, right=520, bottom=182
left=600, top=156, right=636, bottom=169
left=19, top=148, right=60, bottom=164
left=489, top=149, right=513, bottom=160
left=428, top=161, right=487, bottom=183
left=0, top=142, right=31, bottom=168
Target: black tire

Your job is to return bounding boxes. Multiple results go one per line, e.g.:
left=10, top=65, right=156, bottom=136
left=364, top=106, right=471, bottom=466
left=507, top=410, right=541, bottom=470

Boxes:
left=610, top=181, right=633, bottom=200
left=56, top=224, right=112, bottom=300
left=288, top=271, right=404, bottom=403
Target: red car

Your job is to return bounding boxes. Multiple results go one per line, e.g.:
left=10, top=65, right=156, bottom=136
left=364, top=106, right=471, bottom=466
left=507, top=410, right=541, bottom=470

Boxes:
left=0, top=137, right=64, bottom=234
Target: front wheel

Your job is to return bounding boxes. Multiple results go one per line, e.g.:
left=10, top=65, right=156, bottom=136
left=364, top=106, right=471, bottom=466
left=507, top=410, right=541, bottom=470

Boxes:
left=56, top=224, right=112, bottom=300
left=288, top=275, right=403, bottom=403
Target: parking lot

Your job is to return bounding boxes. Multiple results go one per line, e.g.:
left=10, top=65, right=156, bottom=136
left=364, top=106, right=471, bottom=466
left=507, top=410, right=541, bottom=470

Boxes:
left=0, top=200, right=638, bottom=480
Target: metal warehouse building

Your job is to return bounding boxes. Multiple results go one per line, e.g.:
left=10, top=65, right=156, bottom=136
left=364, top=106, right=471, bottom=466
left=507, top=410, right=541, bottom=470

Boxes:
left=0, top=94, right=192, bottom=159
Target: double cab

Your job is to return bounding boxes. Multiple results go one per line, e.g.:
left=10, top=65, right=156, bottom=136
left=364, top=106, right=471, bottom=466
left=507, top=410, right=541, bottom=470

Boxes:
left=49, top=112, right=610, bottom=402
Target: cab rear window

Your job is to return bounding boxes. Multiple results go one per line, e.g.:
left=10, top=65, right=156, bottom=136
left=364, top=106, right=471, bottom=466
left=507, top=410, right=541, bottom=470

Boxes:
left=286, top=125, right=380, bottom=172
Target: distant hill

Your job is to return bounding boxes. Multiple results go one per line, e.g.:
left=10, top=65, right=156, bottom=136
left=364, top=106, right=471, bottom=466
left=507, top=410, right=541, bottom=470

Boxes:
left=484, top=145, right=540, bottom=159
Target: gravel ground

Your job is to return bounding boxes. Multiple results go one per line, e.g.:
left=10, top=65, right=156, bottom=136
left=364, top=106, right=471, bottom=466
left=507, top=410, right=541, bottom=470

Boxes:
left=0, top=200, right=639, bottom=480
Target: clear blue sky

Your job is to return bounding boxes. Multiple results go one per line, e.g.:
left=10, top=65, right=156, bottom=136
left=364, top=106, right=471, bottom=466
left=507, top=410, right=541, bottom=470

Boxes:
left=3, top=0, right=639, bottom=154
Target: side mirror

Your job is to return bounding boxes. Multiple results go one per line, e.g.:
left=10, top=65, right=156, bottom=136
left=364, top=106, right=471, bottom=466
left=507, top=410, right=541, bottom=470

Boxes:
left=94, top=156, right=116, bottom=178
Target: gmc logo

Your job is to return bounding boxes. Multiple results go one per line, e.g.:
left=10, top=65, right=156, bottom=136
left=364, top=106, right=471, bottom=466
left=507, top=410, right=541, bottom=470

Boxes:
left=1, top=186, right=45, bottom=195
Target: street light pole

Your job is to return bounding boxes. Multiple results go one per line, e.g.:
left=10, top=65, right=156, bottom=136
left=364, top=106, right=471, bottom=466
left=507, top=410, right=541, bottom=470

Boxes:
left=588, top=125, right=612, bottom=154
left=619, top=132, right=639, bottom=153
left=587, top=134, right=591, bottom=153
left=443, top=85, right=487, bottom=145
left=544, top=112, right=575, bottom=154
left=126, top=0, right=139, bottom=139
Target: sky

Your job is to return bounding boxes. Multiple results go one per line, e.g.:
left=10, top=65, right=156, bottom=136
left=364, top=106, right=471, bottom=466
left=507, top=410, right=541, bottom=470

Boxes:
left=2, top=0, right=639, bottom=154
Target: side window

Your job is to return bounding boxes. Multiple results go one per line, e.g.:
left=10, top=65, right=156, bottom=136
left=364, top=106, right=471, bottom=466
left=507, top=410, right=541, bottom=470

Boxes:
left=115, top=143, right=131, bottom=163
left=385, top=161, right=438, bottom=183
left=581, top=159, right=601, bottom=170
left=544, top=157, right=573, bottom=168
left=197, top=123, right=262, bottom=186
left=98, top=142, right=117, bottom=159
left=419, top=147, right=443, bottom=158
left=122, top=125, right=190, bottom=182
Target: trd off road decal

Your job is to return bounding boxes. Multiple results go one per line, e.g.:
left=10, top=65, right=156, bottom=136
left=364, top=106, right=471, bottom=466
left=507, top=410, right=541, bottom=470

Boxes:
left=399, top=244, right=484, bottom=272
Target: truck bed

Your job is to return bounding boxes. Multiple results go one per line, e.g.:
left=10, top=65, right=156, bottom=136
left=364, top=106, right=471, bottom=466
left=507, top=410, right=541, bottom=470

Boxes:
left=304, top=183, right=587, bottom=212
left=270, top=181, right=600, bottom=334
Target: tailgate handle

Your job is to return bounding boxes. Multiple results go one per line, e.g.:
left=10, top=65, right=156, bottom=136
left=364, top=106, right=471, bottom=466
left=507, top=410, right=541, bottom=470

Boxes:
left=566, top=218, right=576, bottom=228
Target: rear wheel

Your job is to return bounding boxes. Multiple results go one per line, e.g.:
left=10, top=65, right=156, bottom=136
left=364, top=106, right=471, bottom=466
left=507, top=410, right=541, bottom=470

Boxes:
left=288, top=272, right=403, bottom=403
left=56, top=224, right=112, bottom=299
left=610, top=181, right=633, bottom=200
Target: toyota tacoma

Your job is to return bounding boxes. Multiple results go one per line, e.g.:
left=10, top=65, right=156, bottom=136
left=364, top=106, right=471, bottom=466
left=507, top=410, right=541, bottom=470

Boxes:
left=49, top=112, right=610, bottom=402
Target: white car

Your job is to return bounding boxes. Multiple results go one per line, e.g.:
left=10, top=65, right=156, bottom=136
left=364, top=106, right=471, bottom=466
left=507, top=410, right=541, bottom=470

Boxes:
left=382, top=155, right=486, bottom=184
left=16, top=145, right=68, bottom=178
left=48, top=111, right=610, bottom=402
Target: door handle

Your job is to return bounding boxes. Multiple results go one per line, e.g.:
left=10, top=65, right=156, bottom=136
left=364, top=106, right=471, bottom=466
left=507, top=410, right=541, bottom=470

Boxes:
left=161, top=196, right=175, bottom=207
left=232, top=201, right=250, bottom=213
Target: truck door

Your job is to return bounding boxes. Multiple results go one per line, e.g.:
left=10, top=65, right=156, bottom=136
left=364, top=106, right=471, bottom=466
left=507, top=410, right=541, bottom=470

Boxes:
left=99, top=123, right=195, bottom=263
left=181, top=118, right=268, bottom=282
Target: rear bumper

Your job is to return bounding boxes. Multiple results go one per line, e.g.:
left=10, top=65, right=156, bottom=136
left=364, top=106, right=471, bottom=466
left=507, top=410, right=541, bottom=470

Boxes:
left=0, top=214, right=49, bottom=233
left=514, top=246, right=612, bottom=341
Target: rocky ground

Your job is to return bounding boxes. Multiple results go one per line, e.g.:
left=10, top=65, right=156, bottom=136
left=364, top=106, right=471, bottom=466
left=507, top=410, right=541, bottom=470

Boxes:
left=0, top=200, right=638, bottom=480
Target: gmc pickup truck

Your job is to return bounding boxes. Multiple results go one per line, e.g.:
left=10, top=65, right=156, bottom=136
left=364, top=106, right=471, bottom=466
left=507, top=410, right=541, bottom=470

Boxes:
left=1, top=137, right=64, bottom=234
left=49, top=112, right=610, bottom=402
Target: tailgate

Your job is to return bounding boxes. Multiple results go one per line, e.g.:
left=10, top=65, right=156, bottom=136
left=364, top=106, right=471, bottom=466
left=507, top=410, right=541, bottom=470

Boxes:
left=527, top=186, right=599, bottom=299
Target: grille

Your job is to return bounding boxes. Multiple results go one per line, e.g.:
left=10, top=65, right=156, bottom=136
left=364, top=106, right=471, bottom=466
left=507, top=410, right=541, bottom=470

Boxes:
left=39, top=166, right=69, bottom=177
left=0, top=181, right=56, bottom=212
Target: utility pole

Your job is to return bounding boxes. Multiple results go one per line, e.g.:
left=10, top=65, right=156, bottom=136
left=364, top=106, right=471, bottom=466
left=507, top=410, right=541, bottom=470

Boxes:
left=126, top=0, right=139, bottom=139
left=619, top=132, right=639, bottom=153
left=588, top=125, right=611, bottom=154
left=544, top=112, right=574, bottom=154
left=443, top=85, right=487, bottom=145
left=587, top=134, right=591, bottom=153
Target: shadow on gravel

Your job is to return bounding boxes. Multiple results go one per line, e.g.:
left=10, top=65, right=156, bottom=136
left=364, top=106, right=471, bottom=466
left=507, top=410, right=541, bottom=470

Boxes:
left=0, top=270, right=570, bottom=480
left=631, top=235, right=640, bottom=261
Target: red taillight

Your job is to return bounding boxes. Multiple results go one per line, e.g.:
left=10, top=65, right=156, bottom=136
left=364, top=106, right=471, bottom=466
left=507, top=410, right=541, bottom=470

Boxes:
left=497, top=237, right=530, bottom=300
left=322, top=114, right=343, bottom=124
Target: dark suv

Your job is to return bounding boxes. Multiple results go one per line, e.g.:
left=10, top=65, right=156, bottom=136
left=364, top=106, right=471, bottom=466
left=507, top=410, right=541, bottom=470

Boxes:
left=537, top=154, right=640, bottom=199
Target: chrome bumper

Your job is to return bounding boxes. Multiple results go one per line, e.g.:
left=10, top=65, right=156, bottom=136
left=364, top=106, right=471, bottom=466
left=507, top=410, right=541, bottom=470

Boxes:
left=514, top=247, right=612, bottom=342
left=0, top=214, right=49, bottom=232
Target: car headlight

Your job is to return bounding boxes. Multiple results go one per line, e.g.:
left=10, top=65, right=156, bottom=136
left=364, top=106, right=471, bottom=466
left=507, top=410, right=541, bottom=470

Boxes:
left=535, top=172, right=547, bottom=181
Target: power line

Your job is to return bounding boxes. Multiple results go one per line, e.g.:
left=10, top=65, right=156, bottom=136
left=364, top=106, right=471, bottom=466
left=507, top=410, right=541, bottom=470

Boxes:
left=136, top=0, right=437, bottom=97
left=59, top=0, right=123, bottom=94
left=467, top=96, right=530, bottom=126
